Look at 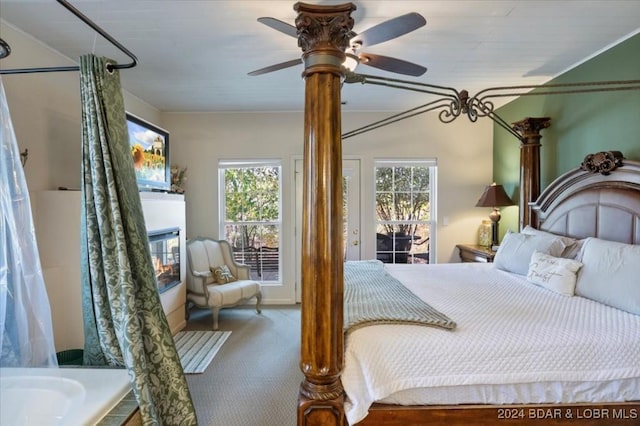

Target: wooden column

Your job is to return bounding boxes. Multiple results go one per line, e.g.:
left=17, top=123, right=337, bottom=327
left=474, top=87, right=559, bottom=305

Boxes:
left=511, top=117, right=551, bottom=230
left=295, top=3, right=355, bottom=426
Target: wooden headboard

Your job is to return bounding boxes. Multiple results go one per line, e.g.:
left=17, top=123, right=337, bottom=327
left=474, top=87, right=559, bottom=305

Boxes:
left=531, top=154, right=640, bottom=244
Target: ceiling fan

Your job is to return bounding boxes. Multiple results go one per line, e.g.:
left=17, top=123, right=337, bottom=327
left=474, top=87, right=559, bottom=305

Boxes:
left=248, top=12, right=427, bottom=77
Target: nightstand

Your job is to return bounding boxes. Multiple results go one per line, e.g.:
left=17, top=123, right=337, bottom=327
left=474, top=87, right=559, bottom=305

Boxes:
left=456, top=244, right=496, bottom=263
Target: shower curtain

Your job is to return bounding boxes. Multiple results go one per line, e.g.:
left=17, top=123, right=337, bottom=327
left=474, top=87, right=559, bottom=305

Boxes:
left=0, top=76, right=58, bottom=368
left=78, top=55, right=196, bottom=425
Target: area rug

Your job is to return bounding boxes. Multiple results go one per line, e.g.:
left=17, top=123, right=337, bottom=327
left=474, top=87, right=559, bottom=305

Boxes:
left=174, top=330, right=231, bottom=374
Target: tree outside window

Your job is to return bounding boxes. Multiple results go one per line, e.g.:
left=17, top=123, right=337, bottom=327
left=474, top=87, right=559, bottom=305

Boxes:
left=219, top=161, right=281, bottom=281
left=375, top=161, right=435, bottom=264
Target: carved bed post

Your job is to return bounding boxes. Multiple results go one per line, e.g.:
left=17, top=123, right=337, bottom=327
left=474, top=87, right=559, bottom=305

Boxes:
left=511, top=117, right=551, bottom=230
left=295, top=3, right=355, bottom=425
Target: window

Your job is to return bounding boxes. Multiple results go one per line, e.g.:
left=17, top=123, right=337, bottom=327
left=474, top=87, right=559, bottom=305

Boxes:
left=219, top=160, right=282, bottom=282
left=374, top=160, right=436, bottom=264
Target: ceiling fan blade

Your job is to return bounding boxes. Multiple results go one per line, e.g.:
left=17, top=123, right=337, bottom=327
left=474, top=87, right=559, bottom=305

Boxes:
left=257, top=17, right=297, bottom=38
left=351, top=12, right=426, bottom=48
left=359, top=53, right=427, bottom=77
left=248, top=58, right=302, bottom=76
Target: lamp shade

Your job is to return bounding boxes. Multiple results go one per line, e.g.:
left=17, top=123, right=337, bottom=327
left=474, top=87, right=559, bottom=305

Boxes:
left=475, top=183, right=513, bottom=208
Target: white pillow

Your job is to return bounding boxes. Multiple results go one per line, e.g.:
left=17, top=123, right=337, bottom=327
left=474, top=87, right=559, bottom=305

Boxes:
left=521, top=225, right=579, bottom=258
left=527, top=251, right=583, bottom=296
left=575, top=237, right=640, bottom=315
left=493, top=232, right=566, bottom=276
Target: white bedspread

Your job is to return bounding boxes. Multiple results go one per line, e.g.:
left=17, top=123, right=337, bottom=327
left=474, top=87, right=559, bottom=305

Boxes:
left=342, top=263, right=640, bottom=425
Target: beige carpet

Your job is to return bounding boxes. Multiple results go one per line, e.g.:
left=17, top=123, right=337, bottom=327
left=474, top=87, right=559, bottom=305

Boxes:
left=184, top=305, right=302, bottom=426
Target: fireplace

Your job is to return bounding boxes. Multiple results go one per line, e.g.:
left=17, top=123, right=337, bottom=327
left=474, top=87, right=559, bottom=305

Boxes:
left=148, top=227, right=181, bottom=293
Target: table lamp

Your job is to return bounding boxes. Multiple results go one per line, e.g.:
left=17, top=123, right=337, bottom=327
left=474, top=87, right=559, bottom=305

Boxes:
left=475, top=183, right=514, bottom=248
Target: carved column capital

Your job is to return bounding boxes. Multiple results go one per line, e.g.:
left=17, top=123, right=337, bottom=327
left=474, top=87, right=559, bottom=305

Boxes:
left=294, top=2, right=355, bottom=77
left=511, top=117, right=551, bottom=141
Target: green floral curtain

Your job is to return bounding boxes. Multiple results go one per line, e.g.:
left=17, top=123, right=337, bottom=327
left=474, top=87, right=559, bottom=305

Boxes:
left=79, top=54, right=196, bottom=425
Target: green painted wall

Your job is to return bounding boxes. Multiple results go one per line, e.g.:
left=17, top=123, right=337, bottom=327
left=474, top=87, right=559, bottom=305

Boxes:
left=493, top=33, right=640, bottom=238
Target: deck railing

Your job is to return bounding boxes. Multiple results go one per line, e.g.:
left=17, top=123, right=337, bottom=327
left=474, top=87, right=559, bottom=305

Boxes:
left=233, top=246, right=279, bottom=279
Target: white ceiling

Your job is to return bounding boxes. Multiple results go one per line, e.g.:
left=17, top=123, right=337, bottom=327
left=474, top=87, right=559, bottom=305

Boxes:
left=1, top=0, right=639, bottom=113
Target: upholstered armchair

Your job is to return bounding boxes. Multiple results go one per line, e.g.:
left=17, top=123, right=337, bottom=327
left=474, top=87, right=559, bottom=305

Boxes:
left=186, top=237, right=262, bottom=330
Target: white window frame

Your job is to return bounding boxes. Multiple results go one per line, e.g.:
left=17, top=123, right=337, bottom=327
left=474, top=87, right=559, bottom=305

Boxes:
left=218, top=159, right=283, bottom=283
left=373, top=159, right=437, bottom=264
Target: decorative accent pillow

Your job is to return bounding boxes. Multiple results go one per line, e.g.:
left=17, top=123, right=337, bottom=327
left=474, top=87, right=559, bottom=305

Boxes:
left=521, top=225, right=579, bottom=258
left=527, top=251, right=583, bottom=296
left=575, top=237, right=640, bottom=315
left=211, top=265, right=236, bottom=284
left=493, top=231, right=566, bottom=276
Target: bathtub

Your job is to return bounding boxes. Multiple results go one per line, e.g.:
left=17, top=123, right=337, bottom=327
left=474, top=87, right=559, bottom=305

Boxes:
left=0, top=367, right=131, bottom=425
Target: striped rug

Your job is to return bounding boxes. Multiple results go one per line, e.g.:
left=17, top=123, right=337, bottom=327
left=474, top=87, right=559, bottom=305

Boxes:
left=174, top=330, right=231, bottom=374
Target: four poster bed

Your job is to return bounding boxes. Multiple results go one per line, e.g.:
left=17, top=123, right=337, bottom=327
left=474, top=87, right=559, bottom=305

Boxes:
left=342, top=154, right=640, bottom=426
left=293, top=3, right=639, bottom=425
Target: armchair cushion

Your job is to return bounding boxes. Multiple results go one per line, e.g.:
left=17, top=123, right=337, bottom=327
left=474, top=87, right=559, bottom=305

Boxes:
left=206, top=280, right=261, bottom=306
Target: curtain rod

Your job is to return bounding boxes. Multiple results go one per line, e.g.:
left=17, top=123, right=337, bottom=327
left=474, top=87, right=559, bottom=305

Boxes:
left=341, top=72, right=640, bottom=141
left=0, top=0, right=137, bottom=75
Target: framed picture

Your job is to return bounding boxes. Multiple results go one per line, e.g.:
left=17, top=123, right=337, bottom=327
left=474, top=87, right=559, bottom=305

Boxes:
left=126, top=112, right=170, bottom=191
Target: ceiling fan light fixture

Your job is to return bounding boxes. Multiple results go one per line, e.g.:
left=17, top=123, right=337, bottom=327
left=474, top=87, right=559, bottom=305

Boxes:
left=252, top=11, right=427, bottom=77
left=343, top=52, right=359, bottom=72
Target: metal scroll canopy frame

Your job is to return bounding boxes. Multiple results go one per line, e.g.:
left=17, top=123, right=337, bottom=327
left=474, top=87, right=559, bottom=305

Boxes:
left=341, top=72, right=640, bottom=141
left=0, top=0, right=137, bottom=74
